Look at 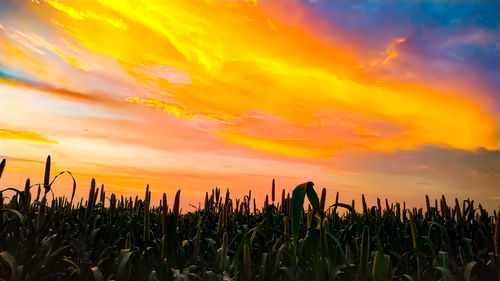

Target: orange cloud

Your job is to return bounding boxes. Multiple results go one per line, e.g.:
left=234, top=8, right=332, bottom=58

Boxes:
left=28, top=0, right=496, bottom=158
left=0, top=0, right=497, bottom=160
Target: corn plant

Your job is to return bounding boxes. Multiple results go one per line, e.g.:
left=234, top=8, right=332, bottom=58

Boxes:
left=0, top=156, right=498, bottom=281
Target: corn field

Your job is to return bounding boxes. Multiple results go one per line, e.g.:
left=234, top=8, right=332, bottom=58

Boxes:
left=0, top=156, right=499, bottom=281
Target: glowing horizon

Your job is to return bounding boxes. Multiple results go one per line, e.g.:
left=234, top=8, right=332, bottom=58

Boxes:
left=1, top=0, right=499, bottom=210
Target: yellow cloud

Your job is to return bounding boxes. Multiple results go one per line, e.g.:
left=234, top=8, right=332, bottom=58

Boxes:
left=0, top=129, right=58, bottom=144
left=217, top=129, right=336, bottom=159
left=126, top=97, right=193, bottom=120
left=45, top=0, right=128, bottom=30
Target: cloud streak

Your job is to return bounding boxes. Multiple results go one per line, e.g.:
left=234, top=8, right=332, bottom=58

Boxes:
left=0, top=129, right=58, bottom=143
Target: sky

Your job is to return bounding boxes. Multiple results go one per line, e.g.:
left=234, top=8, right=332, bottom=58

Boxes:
left=0, top=0, right=499, bottom=211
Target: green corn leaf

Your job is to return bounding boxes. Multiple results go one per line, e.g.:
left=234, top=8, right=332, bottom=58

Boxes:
left=464, top=261, right=478, bottom=281
left=401, top=274, right=416, bottom=281
left=495, top=209, right=500, bottom=258
left=429, top=222, right=452, bottom=254
left=291, top=182, right=307, bottom=263
left=91, top=266, right=104, bottom=281
left=437, top=251, right=450, bottom=269
left=125, top=232, right=132, bottom=249
left=147, top=270, right=159, bottom=281
left=409, top=213, right=418, bottom=250
left=434, top=266, right=453, bottom=281
left=327, top=203, right=354, bottom=213
left=305, top=182, right=319, bottom=213
left=116, top=249, right=133, bottom=281
left=325, top=229, right=349, bottom=266
left=172, top=268, right=189, bottom=281
left=464, top=261, right=488, bottom=281
left=0, top=209, right=25, bottom=224
left=63, top=258, right=80, bottom=275
left=0, top=251, right=19, bottom=281
left=219, top=232, right=228, bottom=272
left=372, top=237, right=390, bottom=281
left=360, top=225, right=370, bottom=279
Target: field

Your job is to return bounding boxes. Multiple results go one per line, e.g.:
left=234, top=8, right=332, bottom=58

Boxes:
left=0, top=156, right=499, bottom=281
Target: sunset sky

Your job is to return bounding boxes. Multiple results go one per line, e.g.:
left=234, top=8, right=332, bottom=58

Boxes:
left=1, top=0, right=499, bottom=210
